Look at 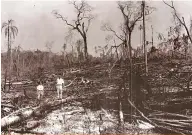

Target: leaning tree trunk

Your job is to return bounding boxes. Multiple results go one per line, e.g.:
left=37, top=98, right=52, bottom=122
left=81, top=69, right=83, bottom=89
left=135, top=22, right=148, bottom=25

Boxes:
left=183, top=23, right=192, bottom=44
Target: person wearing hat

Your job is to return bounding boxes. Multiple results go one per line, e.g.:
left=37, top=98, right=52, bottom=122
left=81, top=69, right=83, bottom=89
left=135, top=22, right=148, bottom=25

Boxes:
left=56, top=75, right=65, bottom=99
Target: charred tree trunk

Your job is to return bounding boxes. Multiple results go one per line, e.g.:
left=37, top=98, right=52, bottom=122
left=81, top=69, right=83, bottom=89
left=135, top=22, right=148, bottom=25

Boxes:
left=83, top=36, right=88, bottom=61
left=128, top=32, right=133, bottom=99
left=142, top=1, right=148, bottom=75
left=132, top=69, right=144, bottom=112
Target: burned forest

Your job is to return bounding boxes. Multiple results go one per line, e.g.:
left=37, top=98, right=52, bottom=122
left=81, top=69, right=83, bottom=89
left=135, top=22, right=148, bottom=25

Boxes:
left=1, top=1, right=192, bottom=135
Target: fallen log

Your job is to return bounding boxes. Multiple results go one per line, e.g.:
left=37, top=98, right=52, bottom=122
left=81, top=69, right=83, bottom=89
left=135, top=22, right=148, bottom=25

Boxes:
left=153, top=120, right=192, bottom=134
left=1, top=104, right=17, bottom=109
left=126, top=98, right=188, bottom=135
left=1, top=107, right=36, bottom=129
left=1, top=96, right=76, bottom=130
left=150, top=118, right=192, bottom=124
left=148, top=112, right=192, bottom=120
left=153, top=119, right=191, bottom=129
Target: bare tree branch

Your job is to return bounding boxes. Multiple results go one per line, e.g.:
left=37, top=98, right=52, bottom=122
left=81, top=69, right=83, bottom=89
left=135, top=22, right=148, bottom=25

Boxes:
left=102, top=23, right=125, bottom=42
left=52, top=10, right=77, bottom=29
left=52, top=1, right=95, bottom=60
left=163, top=0, right=192, bottom=43
left=163, top=0, right=174, bottom=9
left=130, top=13, right=142, bottom=30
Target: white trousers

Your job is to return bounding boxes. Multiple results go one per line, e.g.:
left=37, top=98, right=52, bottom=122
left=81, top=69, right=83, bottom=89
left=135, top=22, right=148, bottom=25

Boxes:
left=37, top=90, right=44, bottom=100
left=56, top=85, right=64, bottom=99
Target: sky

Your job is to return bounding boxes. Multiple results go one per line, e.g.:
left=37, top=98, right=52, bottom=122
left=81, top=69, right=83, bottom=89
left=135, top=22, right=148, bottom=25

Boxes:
left=1, top=0, right=192, bottom=56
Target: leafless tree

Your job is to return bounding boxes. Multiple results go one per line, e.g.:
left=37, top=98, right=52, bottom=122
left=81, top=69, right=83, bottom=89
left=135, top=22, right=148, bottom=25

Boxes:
left=117, top=1, right=154, bottom=92
left=163, top=1, right=192, bottom=43
left=52, top=0, right=94, bottom=61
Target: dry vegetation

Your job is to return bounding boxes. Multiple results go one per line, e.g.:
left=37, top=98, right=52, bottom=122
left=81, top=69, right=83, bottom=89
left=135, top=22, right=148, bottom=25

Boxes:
left=1, top=0, right=192, bottom=135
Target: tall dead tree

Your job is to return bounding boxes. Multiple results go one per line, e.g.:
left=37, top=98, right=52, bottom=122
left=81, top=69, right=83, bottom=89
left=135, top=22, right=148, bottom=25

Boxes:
left=142, top=1, right=148, bottom=74
left=163, top=1, right=192, bottom=44
left=52, top=1, right=94, bottom=61
left=116, top=2, right=155, bottom=121
left=117, top=1, right=154, bottom=93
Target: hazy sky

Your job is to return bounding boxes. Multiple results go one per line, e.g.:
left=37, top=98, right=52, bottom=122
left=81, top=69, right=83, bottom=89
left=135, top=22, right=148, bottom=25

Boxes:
left=1, top=0, right=192, bottom=55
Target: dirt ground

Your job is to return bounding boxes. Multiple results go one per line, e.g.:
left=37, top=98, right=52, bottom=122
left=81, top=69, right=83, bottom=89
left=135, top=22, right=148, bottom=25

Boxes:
left=1, top=61, right=192, bottom=134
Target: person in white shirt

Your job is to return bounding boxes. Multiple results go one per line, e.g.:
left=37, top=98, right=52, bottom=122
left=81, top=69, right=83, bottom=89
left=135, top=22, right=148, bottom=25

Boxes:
left=56, top=75, right=65, bottom=99
left=37, top=81, right=44, bottom=100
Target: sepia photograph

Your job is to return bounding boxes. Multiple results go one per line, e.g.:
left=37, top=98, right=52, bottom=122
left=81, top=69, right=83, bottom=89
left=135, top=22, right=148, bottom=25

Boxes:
left=1, top=0, right=192, bottom=134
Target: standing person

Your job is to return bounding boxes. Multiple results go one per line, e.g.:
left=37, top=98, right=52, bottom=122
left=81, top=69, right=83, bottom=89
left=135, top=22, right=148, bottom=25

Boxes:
left=37, top=81, right=44, bottom=101
left=56, top=75, right=65, bottom=99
